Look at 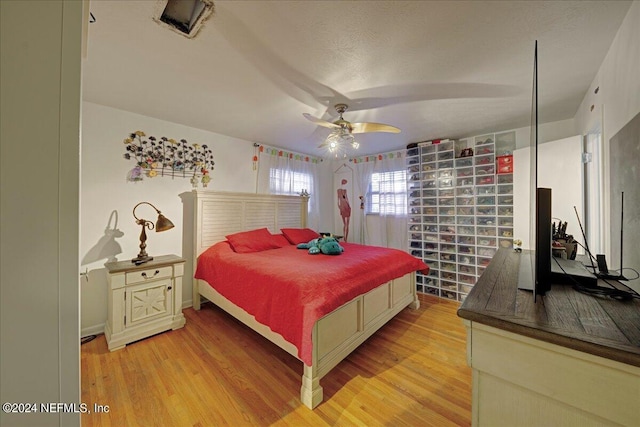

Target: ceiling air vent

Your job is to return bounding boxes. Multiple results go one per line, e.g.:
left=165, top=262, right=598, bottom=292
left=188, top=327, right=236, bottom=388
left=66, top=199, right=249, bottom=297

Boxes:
left=154, top=0, right=214, bottom=38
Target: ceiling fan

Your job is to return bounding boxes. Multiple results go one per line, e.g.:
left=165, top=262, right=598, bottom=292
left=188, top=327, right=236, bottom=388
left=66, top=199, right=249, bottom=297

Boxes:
left=303, top=103, right=401, bottom=135
left=304, top=104, right=400, bottom=155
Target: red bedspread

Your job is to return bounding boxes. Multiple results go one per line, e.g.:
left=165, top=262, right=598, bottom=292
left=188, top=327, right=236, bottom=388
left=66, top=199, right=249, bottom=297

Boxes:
left=195, top=242, right=428, bottom=366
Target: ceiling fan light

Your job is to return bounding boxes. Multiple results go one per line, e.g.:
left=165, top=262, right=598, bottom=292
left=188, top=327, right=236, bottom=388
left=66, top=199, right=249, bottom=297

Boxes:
left=322, top=126, right=359, bottom=156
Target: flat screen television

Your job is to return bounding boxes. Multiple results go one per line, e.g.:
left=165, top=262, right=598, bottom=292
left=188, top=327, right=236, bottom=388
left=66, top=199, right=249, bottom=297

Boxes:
left=530, top=41, right=553, bottom=298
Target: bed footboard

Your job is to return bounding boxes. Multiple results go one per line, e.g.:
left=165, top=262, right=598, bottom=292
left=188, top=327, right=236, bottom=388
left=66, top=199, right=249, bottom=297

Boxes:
left=301, top=272, right=418, bottom=408
left=196, top=272, right=418, bottom=409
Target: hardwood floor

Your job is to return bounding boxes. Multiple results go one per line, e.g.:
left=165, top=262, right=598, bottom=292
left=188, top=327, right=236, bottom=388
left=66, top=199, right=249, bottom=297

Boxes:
left=81, top=294, right=471, bottom=426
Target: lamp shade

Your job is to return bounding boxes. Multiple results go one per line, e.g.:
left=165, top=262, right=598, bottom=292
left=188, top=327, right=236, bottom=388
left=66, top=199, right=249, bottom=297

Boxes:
left=155, top=213, right=174, bottom=232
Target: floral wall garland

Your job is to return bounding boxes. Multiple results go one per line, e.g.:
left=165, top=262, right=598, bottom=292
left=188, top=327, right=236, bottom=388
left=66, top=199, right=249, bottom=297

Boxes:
left=122, top=131, right=215, bottom=187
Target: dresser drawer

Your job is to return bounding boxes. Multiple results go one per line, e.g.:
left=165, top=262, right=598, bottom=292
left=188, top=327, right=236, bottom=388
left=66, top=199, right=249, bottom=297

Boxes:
left=126, top=265, right=173, bottom=285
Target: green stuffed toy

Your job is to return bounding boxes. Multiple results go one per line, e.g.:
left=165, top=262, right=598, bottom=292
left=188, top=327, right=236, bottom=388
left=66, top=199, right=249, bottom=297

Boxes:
left=297, top=236, right=344, bottom=255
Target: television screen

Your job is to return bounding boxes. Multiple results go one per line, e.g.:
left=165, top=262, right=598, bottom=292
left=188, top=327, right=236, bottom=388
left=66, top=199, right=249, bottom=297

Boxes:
left=527, top=41, right=552, bottom=299
left=529, top=41, right=538, bottom=297
left=536, top=188, right=552, bottom=296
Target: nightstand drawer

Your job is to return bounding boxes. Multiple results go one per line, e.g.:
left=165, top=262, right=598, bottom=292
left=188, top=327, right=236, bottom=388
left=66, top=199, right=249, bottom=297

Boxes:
left=126, top=265, right=173, bottom=285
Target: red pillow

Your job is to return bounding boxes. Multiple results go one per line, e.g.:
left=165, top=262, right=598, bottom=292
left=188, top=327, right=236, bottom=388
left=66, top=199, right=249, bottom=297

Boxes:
left=281, top=228, right=321, bottom=245
left=225, top=228, right=279, bottom=253
left=271, top=233, right=291, bottom=248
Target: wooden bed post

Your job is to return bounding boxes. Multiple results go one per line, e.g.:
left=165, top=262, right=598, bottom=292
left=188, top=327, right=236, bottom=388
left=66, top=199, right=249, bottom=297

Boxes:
left=192, top=190, right=202, bottom=310
left=300, top=322, right=322, bottom=409
left=193, top=279, right=202, bottom=310
left=409, top=272, right=420, bottom=310
left=301, top=194, right=309, bottom=227
left=300, top=364, right=323, bottom=409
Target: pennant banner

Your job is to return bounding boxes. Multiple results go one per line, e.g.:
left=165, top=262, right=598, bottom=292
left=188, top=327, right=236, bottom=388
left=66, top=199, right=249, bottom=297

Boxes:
left=348, top=150, right=405, bottom=164
left=259, top=145, right=323, bottom=164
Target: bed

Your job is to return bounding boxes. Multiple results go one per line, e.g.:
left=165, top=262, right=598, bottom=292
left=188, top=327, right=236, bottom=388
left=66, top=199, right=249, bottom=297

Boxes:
left=187, top=190, right=427, bottom=408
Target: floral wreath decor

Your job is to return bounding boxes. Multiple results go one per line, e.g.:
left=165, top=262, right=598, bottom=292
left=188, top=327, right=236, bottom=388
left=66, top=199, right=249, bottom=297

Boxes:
left=123, top=131, right=215, bottom=187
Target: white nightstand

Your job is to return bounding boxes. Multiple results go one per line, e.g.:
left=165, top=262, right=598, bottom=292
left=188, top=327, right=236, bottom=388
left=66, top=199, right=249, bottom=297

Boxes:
left=104, top=254, right=186, bottom=351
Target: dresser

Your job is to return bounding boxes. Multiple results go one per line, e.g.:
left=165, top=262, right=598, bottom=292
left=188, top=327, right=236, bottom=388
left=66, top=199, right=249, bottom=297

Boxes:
left=457, top=249, right=640, bottom=426
left=104, top=255, right=186, bottom=351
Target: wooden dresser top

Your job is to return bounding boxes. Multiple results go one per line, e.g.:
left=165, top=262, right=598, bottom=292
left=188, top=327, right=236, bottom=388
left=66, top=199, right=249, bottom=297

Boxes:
left=105, top=254, right=185, bottom=274
left=458, top=248, right=640, bottom=367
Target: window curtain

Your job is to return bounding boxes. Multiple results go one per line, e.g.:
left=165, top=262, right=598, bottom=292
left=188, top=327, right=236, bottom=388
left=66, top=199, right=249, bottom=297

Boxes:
left=352, top=160, right=374, bottom=244
left=351, top=150, right=408, bottom=250
left=256, top=146, right=321, bottom=230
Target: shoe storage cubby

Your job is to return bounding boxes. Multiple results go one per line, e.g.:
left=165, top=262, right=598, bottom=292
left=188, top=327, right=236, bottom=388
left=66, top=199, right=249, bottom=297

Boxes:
left=407, top=131, right=515, bottom=302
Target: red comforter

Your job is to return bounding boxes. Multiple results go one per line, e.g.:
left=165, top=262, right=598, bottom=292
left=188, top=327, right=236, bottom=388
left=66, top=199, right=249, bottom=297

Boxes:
left=195, top=241, right=428, bottom=366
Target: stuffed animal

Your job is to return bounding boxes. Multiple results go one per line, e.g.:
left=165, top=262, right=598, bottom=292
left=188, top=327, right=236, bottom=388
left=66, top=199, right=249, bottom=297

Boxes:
left=297, top=236, right=344, bottom=255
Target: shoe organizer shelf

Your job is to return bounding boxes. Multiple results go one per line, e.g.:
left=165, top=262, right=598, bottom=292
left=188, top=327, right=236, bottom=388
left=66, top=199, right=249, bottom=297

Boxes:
left=407, top=131, right=515, bottom=301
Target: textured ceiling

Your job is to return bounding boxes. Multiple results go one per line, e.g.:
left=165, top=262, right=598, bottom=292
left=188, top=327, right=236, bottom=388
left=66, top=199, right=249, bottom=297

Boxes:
left=83, top=1, right=632, bottom=156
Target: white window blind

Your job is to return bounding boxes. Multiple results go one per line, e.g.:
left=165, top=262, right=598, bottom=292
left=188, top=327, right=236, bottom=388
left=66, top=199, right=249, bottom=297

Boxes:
left=367, top=170, right=407, bottom=215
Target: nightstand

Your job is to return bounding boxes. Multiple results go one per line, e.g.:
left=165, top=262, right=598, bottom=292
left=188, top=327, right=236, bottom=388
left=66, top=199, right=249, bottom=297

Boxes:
left=104, top=254, right=186, bottom=351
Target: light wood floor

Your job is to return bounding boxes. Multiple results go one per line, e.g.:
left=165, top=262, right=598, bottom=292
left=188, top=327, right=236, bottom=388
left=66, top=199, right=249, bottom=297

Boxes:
left=81, top=294, right=471, bottom=426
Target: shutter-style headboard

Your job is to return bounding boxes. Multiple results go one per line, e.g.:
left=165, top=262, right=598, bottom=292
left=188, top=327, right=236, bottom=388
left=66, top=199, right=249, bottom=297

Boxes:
left=192, top=191, right=308, bottom=257
left=181, top=190, right=308, bottom=308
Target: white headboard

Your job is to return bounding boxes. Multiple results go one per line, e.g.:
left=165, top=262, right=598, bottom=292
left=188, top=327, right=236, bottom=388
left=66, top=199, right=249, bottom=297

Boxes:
left=190, top=191, right=308, bottom=257
left=182, top=190, right=308, bottom=308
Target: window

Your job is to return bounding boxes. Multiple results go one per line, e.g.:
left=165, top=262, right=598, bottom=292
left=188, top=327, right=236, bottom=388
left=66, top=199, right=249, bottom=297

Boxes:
left=269, top=168, right=313, bottom=196
left=367, top=170, right=407, bottom=215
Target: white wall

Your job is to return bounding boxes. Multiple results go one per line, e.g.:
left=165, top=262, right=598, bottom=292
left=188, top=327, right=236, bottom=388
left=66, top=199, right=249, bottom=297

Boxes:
left=80, top=101, right=335, bottom=335
left=574, top=1, right=640, bottom=293
left=574, top=0, right=640, bottom=263
left=575, top=1, right=640, bottom=145
left=81, top=102, right=256, bottom=334
left=513, top=136, right=584, bottom=250
left=1, top=1, right=83, bottom=426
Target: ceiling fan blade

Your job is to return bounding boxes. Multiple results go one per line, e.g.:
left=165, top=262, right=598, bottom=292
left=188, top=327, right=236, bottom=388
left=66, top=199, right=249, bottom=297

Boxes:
left=303, top=113, right=340, bottom=129
left=350, top=122, right=401, bottom=134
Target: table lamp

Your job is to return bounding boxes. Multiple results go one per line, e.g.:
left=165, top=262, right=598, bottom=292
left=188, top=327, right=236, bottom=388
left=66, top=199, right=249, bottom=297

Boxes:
left=131, top=202, right=174, bottom=265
